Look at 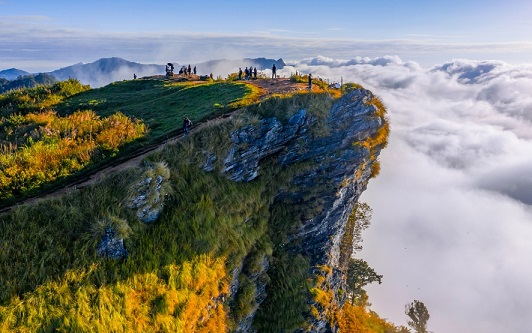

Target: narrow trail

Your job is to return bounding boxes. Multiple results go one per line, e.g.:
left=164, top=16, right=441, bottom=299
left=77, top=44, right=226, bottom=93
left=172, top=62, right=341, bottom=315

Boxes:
left=0, top=78, right=320, bottom=213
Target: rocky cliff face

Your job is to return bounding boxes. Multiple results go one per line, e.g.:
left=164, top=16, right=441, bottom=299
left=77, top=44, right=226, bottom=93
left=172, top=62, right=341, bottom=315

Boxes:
left=219, top=88, right=386, bottom=332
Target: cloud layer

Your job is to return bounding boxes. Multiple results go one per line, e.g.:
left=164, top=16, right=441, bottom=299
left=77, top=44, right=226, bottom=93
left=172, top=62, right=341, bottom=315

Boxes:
left=280, top=56, right=532, bottom=333
left=2, top=20, right=532, bottom=72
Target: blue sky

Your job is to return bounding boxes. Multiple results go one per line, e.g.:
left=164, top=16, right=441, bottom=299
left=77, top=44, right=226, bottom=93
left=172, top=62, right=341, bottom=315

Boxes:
left=1, top=0, right=532, bottom=71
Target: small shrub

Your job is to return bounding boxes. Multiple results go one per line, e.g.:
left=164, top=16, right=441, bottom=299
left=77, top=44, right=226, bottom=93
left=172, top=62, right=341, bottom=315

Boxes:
left=234, top=275, right=257, bottom=321
left=341, top=82, right=363, bottom=95
left=370, top=161, right=381, bottom=178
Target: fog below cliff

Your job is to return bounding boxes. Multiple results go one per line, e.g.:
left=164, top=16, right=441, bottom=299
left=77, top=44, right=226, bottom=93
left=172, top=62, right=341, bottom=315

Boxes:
left=278, top=57, right=532, bottom=333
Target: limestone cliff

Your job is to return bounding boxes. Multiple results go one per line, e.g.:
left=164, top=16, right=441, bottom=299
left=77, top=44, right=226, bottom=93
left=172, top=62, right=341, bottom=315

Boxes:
left=214, top=88, right=387, bottom=332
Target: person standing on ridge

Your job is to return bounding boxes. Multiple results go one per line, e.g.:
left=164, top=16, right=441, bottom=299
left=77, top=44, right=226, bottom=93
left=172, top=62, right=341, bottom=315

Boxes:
left=238, top=68, right=243, bottom=80
left=308, top=73, right=312, bottom=89
left=193, top=66, right=197, bottom=75
left=183, top=117, right=192, bottom=135
left=253, top=66, right=257, bottom=79
left=272, top=64, right=277, bottom=79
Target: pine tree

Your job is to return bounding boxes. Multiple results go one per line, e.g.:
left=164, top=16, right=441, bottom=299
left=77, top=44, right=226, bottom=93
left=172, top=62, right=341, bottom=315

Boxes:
left=405, top=300, right=430, bottom=333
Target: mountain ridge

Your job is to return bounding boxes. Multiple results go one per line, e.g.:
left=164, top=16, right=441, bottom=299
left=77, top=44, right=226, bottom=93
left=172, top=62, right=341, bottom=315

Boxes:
left=0, top=57, right=286, bottom=88
left=0, top=68, right=31, bottom=80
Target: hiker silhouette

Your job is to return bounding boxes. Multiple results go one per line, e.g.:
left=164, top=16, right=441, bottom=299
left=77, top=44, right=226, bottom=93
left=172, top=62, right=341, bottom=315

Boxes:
left=183, top=117, right=192, bottom=135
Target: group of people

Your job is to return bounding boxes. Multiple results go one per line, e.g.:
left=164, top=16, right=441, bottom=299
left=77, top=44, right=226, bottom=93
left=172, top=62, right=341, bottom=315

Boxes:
left=179, top=64, right=197, bottom=76
left=235, top=63, right=283, bottom=80
left=238, top=66, right=258, bottom=80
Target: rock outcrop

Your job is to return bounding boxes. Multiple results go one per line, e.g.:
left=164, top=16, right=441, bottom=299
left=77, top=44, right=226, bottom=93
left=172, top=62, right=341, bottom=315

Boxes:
left=97, top=226, right=128, bottom=259
left=128, top=174, right=165, bottom=223
left=223, top=109, right=313, bottom=182
left=127, top=162, right=171, bottom=224
left=220, top=88, right=386, bottom=332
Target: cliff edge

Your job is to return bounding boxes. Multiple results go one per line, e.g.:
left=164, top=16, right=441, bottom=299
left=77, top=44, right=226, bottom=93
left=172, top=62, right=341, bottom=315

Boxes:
left=215, top=88, right=387, bottom=332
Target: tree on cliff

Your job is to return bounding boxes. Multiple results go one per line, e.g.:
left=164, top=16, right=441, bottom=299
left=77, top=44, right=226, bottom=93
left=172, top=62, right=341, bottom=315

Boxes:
left=405, top=300, right=430, bottom=333
left=339, top=202, right=373, bottom=271
left=346, top=258, right=382, bottom=305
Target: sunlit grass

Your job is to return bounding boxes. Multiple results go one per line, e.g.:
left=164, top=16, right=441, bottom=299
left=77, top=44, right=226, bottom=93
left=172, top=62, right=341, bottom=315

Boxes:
left=57, top=80, right=257, bottom=140
left=0, top=79, right=260, bottom=206
left=0, top=256, right=229, bottom=332
left=0, top=110, right=146, bottom=202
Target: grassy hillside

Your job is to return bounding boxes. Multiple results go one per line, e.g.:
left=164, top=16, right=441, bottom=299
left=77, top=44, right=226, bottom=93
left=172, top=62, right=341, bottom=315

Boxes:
left=0, top=79, right=260, bottom=206
left=0, top=79, right=397, bottom=332
left=57, top=79, right=261, bottom=140
left=0, top=93, right=318, bottom=332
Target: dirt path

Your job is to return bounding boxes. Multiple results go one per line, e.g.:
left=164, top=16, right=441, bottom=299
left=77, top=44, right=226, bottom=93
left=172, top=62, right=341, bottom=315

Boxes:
left=0, top=78, right=323, bottom=213
left=150, top=75, right=319, bottom=95
left=252, top=78, right=311, bottom=95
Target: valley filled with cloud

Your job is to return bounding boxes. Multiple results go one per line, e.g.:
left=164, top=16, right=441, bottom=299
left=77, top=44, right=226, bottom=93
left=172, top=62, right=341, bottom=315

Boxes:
left=279, top=57, right=532, bottom=333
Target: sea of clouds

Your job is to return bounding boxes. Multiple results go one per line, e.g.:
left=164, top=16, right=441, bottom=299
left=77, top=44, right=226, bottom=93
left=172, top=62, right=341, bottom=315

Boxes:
left=278, top=56, right=532, bottom=333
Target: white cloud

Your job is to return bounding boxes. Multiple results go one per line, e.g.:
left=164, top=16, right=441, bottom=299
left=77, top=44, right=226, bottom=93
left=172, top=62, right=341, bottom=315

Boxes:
left=0, top=15, right=52, bottom=22
left=2, top=22, right=532, bottom=71
left=285, top=56, right=532, bottom=333
left=298, top=54, right=405, bottom=67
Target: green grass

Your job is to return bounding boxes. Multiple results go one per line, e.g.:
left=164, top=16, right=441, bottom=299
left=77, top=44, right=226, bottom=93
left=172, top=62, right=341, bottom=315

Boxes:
left=0, top=93, right=339, bottom=332
left=253, top=253, right=311, bottom=332
left=57, top=80, right=255, bottom=140
left=0, top=79, right=258, bottom=207
left=0, top=142, right=270, bottom=331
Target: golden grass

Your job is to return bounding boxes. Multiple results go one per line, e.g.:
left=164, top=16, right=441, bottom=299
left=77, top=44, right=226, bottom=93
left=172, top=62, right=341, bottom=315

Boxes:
left=337, top=303, right=407, bottom=333
left=0, top=110, right=146, bottom=201
left=0, top=256, right=229, bottom=333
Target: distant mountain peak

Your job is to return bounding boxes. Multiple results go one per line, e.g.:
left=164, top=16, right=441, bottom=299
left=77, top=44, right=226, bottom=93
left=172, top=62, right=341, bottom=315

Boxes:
left=0, top=68, right=31, bottom=80
left=49, top=58, right=165, bottom=88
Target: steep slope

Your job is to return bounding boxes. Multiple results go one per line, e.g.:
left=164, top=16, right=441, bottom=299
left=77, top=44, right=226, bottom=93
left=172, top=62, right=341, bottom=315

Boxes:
left=219, top=90, right=388, bottom=332
left=0, top=86, right=389, bottom=332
